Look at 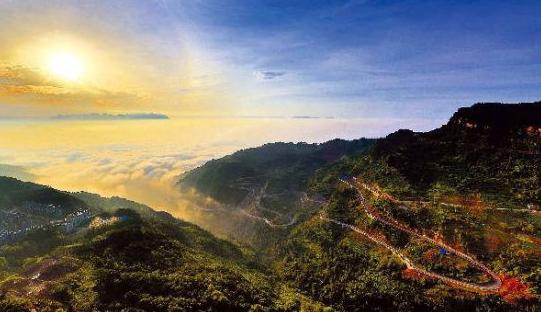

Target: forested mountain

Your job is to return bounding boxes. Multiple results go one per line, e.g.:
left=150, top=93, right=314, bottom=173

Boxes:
left=2, top=102, right=540, bottom=311
left=0, top=178, right=326, bottom=311
left=179, top=102, right=541, bottom=311
left=0, top=177, right=92, bottom=243
left=368, top=102, right=541, bottom=207
left=178, top=139, right=374, bottom=251
left=179, top=139, right=374, bottom=205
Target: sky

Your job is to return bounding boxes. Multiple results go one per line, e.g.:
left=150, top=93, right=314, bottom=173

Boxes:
left=0, top=0, right=540, bottom=121
left=0, top=0, right=540, bottom=228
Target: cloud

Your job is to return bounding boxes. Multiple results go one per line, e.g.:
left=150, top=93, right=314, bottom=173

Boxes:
left=0, top=62, right=144, bottom=114
left=0, top=64, right=52, bottom=86
left=0, top=164, right=37, bottom=182
left=254, top=71, right=286, bottom=80
left=17, top=148, right=213, bottom=215
left=0, top=64, right=67, bottom=98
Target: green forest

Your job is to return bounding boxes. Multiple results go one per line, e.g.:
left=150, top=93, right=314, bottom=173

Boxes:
left=2, top=103, right=541, bottom=311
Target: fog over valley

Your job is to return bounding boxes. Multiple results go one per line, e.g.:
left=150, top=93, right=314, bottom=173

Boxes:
left=0, top=116, right=440, bottom=228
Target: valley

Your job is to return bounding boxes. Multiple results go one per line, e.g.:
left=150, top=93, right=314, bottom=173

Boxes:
left=1, top=102, right=541, bottom=311
left=178, top=102, right=541, bottom=310
left=2, top=1, right=541, bottom=310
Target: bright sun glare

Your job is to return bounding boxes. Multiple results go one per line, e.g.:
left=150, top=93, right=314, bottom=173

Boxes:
left=48, top=52, right=84, bottom=81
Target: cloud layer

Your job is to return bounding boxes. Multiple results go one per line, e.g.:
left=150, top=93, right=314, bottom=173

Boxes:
left=0, top=116, right=442, bottom=223
left=0, top=62, right=147, bottom=116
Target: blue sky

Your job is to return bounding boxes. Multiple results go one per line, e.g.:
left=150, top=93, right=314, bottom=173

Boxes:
left=0, top=0, right=540, bottom=123
left=1, top=0, right=541, bottom=214
left=179, top=0, right=541, bottom=118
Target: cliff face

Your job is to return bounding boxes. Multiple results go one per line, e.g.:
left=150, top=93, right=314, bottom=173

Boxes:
left=446, top=102, right=541, bottom=137
left=427, top=102, right=541, bottom=147
left=433, top=102, right=541, bottom=149
left=371, top=102, right=541, bottom=205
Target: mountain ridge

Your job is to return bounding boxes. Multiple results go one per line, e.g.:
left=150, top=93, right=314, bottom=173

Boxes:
left=177, top=101, right=541, bottom=310
left=0, top=177, right=327, bottom=311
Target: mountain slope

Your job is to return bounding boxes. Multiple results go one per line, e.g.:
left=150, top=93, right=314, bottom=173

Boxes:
left=0, top=178, right=327, bottom=311
left=179, top=139, right=374, bottom=206
left=178, top=139, right=374, bottom=251
left=369, top=102, right=541, bottom=206
left=179, top=102, right=541, bottom=310
left=299, top=102, right=541, bottom=309
left=0, top=177, right=91, bottom=243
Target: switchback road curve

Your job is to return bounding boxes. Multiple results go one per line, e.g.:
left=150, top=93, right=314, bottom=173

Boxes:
left=323, top=178, right=502, bottom=293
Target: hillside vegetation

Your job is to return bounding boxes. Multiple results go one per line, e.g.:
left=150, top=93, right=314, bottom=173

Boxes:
left=2, top=102, right=540, bottom=311
left=0, top=178, right=327, bottom=311
left=368, top=102, right=541, bottom=207
left=180, top=102, right=541, bottom=311
left=180, top=139, right=374, bottom=205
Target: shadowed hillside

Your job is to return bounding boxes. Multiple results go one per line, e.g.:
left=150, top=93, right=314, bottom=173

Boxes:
left=368, top=102, right=541, bottom=207
left=179, top=139, right=374, bottom=205
left=0, top=178, right=327, bottom=311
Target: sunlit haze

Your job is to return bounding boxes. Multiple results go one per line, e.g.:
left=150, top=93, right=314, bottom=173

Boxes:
left=47, top=52, right=84, bottom=82
left=1, top=0, right=540, bottom=221
left=1, top=1, right=541, bottom=310
left=0, top=117, right=439, bottom=219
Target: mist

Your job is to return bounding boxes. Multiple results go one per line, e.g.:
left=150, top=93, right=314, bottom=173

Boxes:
left=0, top=116, right=440, bottom=233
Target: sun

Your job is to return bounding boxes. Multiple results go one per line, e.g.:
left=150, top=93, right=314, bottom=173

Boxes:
left=48, top=52, right=84, bottom=82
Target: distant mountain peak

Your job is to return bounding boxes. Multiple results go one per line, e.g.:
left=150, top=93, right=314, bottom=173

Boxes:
left=50, top=113, right=169, bottom=120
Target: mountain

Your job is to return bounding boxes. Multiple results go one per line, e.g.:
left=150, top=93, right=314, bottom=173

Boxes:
left=0, top=177, right=326, bottom=311
left=178, top=139, right=374, bottom=250
left=50, top=113, right=169, bottom=120
left=3, top=102, right=540, bottom=311
left=0, top=177, right=91, bottom=242
left=179, top=139, right=374, bottom=205
left=365, top=102, right=541, bottom=207
left=179, top=102, right=541, bottom=310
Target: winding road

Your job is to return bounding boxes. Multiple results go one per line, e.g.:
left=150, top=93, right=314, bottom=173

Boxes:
left=236, top=177, right=502, bottom=292
left=238, top=184, right=300, bottom=227
left=364, top=183, right=541, bottom=216
left=240, top=209, right=298, bottom=227
left=327, top=178, right=502, bottom=293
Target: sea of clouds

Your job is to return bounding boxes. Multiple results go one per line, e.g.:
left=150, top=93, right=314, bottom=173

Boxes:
left=0, top=117, right=442, bottom=227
